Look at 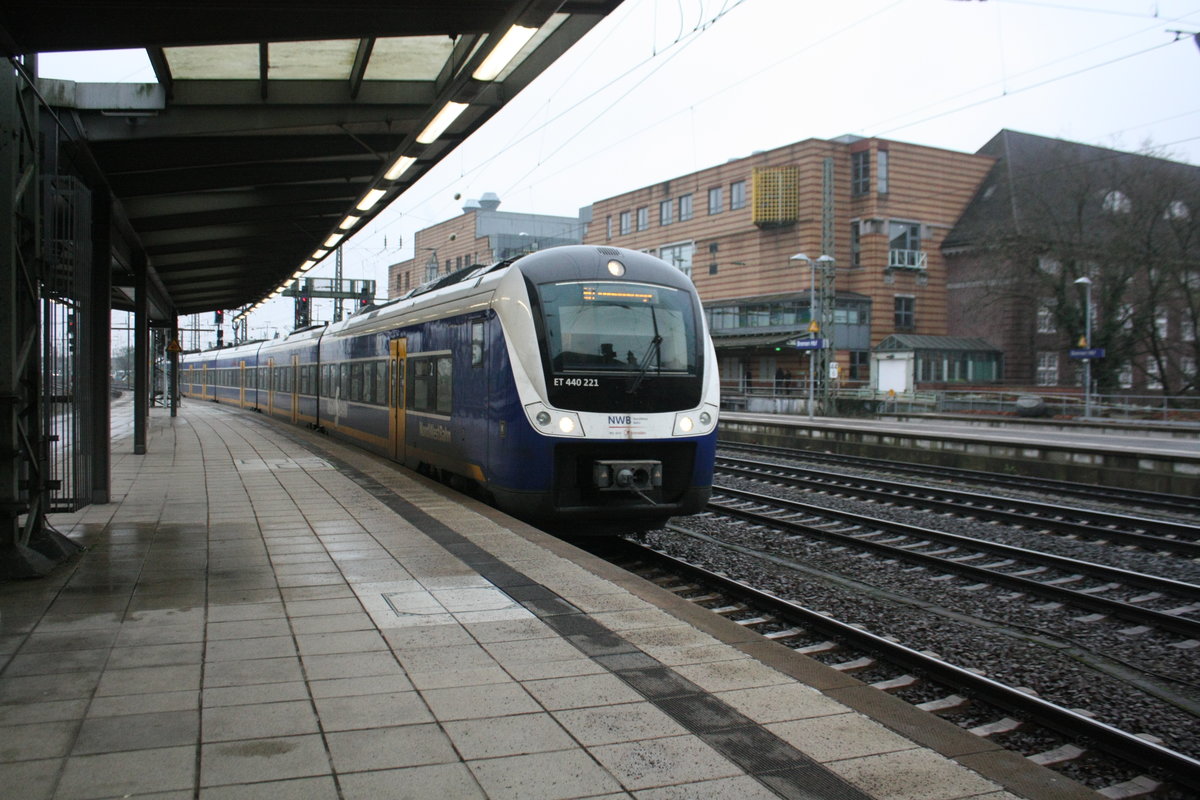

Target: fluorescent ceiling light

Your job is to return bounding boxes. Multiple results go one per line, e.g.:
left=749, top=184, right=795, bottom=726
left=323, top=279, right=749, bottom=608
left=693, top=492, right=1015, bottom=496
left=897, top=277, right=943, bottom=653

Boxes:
left=473, top=25, right=537, bottom=81
left=356, top=188, right=387, bottom=211
left=417, top=101, right=468, bottom=144
left=324, top=233, right=343, bottom=248
left=384, top=155, right=416, bottom=181
left=312, top=249, right=329, bottom=260
left=300, top=260, right=316, bottom=271
left=338, top=215, right=360, bottom=230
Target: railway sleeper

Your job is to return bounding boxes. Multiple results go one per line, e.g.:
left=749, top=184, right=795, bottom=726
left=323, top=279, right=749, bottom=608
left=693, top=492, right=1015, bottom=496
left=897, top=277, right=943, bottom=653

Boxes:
left=1027, top=742, right=1085, bottom=766
left=709, top=603, right=747, bottom=616
left=763, top=627, right=804, bottom=641
left=831, top=656, right=875, bottom=672
left=869, top=674, right=919, bottom=692
left=916, top=694, right=969, bottom=713
left=735, top=615, right=774, bottom=626
left=794, top=640, right=839, bottom=655
left=1097, top=775, right=1163, bottom=799
left=968, top=717, right=1022, bottom=737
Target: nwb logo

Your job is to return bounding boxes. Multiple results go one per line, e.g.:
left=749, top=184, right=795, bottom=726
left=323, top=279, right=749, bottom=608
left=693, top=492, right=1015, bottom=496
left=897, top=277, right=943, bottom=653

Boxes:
left=608, top=415, right=632, bottom=425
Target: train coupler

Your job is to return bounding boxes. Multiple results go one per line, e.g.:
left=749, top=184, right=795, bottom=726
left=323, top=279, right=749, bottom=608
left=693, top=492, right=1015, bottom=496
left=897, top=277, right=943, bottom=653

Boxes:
left=592, top=460, right=662, bottom=492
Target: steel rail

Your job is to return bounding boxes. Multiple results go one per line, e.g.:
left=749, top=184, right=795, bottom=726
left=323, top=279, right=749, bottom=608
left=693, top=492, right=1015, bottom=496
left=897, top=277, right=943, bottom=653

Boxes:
left=716, top=456, right=1200, bottom=558
left=709, top=486, right=1200, bottom=639
left=719, top=441, right=1200, bottom=515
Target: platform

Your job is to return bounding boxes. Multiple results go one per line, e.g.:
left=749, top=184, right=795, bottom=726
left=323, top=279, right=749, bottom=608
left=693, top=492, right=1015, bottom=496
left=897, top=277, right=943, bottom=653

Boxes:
left=0, top=400, right=1095, bottom=799
left=721, top=411, right=1200, bottom=496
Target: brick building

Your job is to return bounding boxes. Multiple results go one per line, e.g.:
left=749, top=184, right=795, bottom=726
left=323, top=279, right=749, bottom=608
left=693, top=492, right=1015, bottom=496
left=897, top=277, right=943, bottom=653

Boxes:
left=944, top=130, right=1200, bottom=395
left=387, top=193, right=583, bottom=297
left=580, top=136, right=996, bottom=392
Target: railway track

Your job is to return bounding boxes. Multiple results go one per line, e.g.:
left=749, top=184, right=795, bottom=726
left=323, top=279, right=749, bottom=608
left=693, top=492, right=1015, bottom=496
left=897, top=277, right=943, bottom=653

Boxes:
left=602, top=536, right=1200, bottom=797
left=715, top=454, right=1200, bottom=558
left=718, top=442, right=1200, bottom=518
left=707, top=485, right=1200, bottom=640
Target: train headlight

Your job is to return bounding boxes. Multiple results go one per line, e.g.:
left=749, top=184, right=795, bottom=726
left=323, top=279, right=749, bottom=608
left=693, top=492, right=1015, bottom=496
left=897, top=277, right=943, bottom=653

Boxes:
left=674, top=406, right=717, bottom=436
left=606, top=259, right=625, bottom=277
left=525, top=403, right=584, bottom=437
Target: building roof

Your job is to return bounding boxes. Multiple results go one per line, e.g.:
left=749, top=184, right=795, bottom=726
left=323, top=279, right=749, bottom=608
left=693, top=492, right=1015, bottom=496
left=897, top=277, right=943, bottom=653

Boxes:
left=702, top=290, right=871, bottom=307
left=710, top=330, right=810, bottom=350
left=875, top=334, right=999, bottom=352
left=943, top=129, right=1200, bottom=252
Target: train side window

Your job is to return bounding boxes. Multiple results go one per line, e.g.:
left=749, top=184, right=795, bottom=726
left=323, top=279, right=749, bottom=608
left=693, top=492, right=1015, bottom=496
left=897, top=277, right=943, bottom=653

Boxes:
left=374, top=361, right=388, bottom=405
left=471, top=321, right=484, bottom=367
left=410, top=359, right=433, bottom=412
left=436, top=356, right=453, bottom=414
left=339, top=364, right=351, bottom=398
left=350, top=363, right=364, bottom=402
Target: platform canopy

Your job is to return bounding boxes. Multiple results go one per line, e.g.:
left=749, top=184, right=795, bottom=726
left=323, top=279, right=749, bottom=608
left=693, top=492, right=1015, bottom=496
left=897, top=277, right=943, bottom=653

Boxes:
left=1, top=1, right=621, bottom=317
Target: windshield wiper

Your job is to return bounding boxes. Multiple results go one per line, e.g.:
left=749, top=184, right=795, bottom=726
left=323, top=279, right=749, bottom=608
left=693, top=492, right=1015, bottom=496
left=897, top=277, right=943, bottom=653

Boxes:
left=626, top=334, right=662, bottom=395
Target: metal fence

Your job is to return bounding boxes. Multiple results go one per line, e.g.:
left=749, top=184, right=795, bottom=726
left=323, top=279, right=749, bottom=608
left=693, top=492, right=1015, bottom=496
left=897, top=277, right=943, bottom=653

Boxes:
left=720, top=381, right=1200, bottom=425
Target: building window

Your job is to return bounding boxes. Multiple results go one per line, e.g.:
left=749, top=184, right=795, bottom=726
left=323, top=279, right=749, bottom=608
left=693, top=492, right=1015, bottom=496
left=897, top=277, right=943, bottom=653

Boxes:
left=1155, top=312, right=1169, bottom=340
left=660, top=199, right=673, bottom=226
left=877, top=149, right=889, bottom=195
left=888, top=221, right=922, bottom=268
left=1146, top=358, right=1163, bottom=390
left=1118, top=362, right=1133, bottom=389
left=1037, top=301, right=1057, bottom=333
left=850, top=221, right=861, bottom=267
left=637, top=207, right=648, bottom=231
left=606, top=215, right=612, bottom=240
left=708, top=187, right=723, bottom=215
left=852, top=150, right=870, bottom=196
left=679, top=193, right=693, bottom=221
left=894, top=296, right=915, bottom=330
left=730, top=180, right=746, bottom=210
left=619, top=211, right=631, bottom=235
left=659, top=241, right=694, bottom=278
left=1103, top=189, right=1132, bottom=214
left=849, top=350, right=870, bottom=381
left=1036, top=352, right=1058, bottom=386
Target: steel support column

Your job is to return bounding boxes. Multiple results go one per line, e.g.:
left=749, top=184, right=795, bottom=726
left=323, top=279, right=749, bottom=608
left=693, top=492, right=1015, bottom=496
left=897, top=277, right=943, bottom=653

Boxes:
left=89, top=190, right=112, bottom=502
left=133, top=250, right=148, bottom=455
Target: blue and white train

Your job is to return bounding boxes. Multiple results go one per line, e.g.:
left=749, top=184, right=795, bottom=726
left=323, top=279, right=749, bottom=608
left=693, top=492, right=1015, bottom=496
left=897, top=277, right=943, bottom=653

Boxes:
left=180, top=245, right=719, bottom=530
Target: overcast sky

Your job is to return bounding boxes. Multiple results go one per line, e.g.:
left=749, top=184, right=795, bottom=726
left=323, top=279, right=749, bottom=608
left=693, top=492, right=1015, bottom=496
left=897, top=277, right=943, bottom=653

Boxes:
left=38, top=0, right=1200, bottom=342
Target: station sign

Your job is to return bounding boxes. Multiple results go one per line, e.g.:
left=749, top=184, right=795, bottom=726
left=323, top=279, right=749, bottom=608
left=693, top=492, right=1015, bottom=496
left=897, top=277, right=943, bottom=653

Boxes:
left=790, top=338, right=825, bottom=350
left=1068, top=347, right=1105, bottom=359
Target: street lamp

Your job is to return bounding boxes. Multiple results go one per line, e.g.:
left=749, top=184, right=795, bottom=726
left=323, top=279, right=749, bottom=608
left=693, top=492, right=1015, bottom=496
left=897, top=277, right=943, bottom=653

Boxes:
left=1074, top=276, right=1093, bottom=418
left=791, top=253, right=818, bottom=419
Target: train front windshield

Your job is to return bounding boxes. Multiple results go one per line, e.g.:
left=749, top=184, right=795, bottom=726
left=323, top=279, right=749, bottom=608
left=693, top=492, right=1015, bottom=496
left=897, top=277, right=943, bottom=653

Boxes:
left=538, top=281, right=698, bottom=375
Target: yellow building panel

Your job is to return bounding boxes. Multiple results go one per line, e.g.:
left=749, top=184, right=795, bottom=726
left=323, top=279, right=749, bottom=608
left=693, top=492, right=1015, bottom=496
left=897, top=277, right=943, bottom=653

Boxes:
left=752, top=165, right=798, bottom=226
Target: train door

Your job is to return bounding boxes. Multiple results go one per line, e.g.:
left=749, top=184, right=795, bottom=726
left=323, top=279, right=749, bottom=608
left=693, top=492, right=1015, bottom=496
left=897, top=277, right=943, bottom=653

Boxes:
left=290, top=354, right=300, bottom=423
left=389, top=338, right=406, bottom=463
left=238, top=361, right=246, bottom=407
